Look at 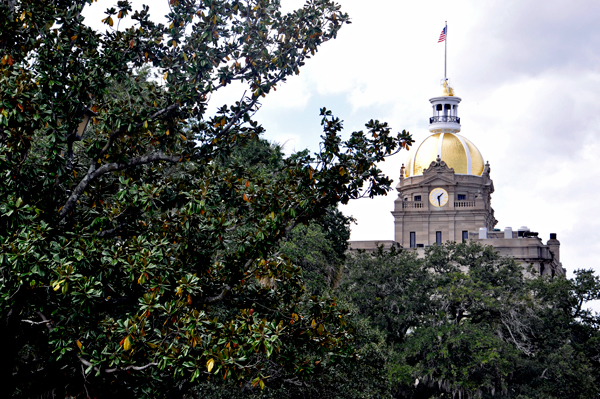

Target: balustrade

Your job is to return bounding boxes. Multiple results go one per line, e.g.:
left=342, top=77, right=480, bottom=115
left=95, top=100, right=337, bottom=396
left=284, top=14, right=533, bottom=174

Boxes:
left=429, top=116, right=460, bottom=124
left=454, top=201, right=475, bottom=208
left=402, top=201, right=423, bottom=209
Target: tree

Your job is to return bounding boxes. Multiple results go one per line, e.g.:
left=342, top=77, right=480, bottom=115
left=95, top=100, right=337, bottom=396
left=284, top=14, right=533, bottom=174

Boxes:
left=0, top=0, right=413, bottom=397
left=341, top=242, right=600, bottom=398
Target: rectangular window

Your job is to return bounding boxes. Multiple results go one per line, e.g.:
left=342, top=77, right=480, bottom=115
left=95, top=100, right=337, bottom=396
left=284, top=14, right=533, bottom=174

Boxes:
left=410, top=232, right=416, bottom=248
left=462, top=231, right=468, bottom=243
left=436, top=231, right=442, bottom=245
left=457, top=194, right=466, bottom=201
left=414, top=195, right=421, bottom=202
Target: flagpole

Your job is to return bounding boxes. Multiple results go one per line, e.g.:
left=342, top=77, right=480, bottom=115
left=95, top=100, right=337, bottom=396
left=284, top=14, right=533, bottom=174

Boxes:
left=444, top=21, right=447, bottom=81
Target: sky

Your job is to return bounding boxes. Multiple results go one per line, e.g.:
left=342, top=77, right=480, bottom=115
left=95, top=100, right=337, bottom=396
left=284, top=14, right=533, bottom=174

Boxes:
left=82, top=0, right=600, bottom=281
left=263, top=0, right=600, bottom=282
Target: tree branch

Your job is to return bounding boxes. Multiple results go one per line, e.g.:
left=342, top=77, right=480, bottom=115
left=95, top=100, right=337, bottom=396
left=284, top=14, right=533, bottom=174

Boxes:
left=196, top=285, right=231, bottom=304
left=78, top=356, right=157, bottom=374
left=58, top=152, right=183, bottom=221
left=104, top=362, right=158, bottom=373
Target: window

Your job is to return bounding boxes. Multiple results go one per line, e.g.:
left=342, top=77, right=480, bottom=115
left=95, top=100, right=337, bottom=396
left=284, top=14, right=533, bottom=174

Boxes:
left=414, top=195, right=421, bottom=202
left=410, top=232, right=416, bottom=248
left=444, top=104, right=451, bottom=110
left=457, top=194, right=466, bottom=201
left=462, top=231, right=468, bottom=243
left=436, top=231, right=442, bottom=245
left=436, top=104, right=443, bottom=111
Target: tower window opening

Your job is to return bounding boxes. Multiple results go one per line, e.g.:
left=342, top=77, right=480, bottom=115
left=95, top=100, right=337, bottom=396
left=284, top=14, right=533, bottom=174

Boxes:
left=414, top=195, right=421, bottom=202
left=457, top=194, right=466, bottom=201
left=444, top=104, right=451, bottom=110
left=410, top=232, right=416, bottom=248
left=436, top=231, right=442, bottom=245
left=436, top=104, right=443, bottom=111
left=462, top=231, right=468, bottom=243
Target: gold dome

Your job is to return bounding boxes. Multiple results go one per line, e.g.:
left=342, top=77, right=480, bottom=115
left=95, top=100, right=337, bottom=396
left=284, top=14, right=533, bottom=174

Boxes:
left=405, top=133, right=484, bottom=177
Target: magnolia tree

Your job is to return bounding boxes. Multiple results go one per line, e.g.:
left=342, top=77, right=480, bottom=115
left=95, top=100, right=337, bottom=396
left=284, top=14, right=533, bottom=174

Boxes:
left=0, top=0, right=411, bottom=397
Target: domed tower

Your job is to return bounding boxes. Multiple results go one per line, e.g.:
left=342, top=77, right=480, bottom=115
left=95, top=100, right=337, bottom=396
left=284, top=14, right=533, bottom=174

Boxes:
left=392, top=81, right=497, bottom=248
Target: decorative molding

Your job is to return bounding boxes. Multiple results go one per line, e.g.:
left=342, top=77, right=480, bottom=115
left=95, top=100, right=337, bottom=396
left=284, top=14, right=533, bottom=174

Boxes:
left=422, top=157, right=454, bottom=175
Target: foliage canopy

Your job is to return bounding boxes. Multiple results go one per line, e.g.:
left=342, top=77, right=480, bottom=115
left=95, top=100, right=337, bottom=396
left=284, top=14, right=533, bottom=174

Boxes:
left=0, top=0, right=412, bottom=397
left=341, top=242, right=600, bottom=399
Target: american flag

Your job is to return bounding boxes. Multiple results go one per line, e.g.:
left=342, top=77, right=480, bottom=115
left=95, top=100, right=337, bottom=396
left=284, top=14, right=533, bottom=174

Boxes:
left=438, top=26, right=446, bottom=43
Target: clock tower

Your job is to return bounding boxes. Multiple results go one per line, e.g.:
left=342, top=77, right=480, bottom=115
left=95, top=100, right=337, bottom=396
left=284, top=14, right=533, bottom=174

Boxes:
left=392, top=81, right=497, bottom=248
left=350, top=79, right=563, bottom=276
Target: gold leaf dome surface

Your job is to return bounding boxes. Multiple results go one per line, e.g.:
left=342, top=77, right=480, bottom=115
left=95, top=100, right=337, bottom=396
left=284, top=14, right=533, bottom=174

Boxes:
left=405, top=133, right=484, bottom=177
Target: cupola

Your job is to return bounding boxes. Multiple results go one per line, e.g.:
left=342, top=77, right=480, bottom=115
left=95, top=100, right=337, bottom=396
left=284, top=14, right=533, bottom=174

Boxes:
left=429, top=80, right=461, bottom=133
left=404, top=81, right=485, bottom=177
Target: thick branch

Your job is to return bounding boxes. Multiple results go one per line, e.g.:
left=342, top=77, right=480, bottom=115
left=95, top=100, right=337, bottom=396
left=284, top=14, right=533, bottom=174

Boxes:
left=58, top=152, right=182, bottom=221
left=197, top=285, right=231, bottom=304
left=78, top=356, right=157, bottom=374
left=105, top=362, right=158, bottom=373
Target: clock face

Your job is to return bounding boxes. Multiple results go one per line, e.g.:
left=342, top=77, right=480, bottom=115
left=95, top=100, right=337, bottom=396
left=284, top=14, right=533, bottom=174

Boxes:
left=429, top=187, right=449, bottom=208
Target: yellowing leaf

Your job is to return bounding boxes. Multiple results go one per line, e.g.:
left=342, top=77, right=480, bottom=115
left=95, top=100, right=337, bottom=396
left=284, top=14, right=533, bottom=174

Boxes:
left=207, top=358, right=215, bottom=373
left=166, top=129, right=170, bottom=136
left=70, top=35, right=77, bottom=41
left=163, top=72, right=168, bottom=80
left=180, top=134, right=187, bottom=141
left=144, top=121, right=148, bottom=129
left=76, top=340, right=83, bottom=349
left=259, top=379, right=265, bottom=390
left=311, top=319, right=316, bottom=328
left=243, top=194, right=248, bottom=202
left=123, top=336, right=131, bottom=351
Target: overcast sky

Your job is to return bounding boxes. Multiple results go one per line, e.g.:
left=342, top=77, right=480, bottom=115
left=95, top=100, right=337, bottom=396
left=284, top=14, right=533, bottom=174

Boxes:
left=263, top=0, right=600, bottom=282
left=83, top=0, right=600, bottom=281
